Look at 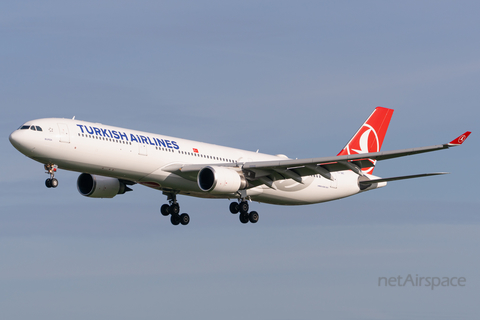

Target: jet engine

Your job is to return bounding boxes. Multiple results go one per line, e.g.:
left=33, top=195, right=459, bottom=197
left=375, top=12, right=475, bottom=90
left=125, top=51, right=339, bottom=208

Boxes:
left=77, top=173, right=131, bottom=198
left=197, top=166, right=247, bottom=194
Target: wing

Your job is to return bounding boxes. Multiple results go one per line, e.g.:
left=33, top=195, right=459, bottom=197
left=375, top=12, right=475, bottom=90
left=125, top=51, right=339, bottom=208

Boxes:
left=165, top=132, right=471, bottom=188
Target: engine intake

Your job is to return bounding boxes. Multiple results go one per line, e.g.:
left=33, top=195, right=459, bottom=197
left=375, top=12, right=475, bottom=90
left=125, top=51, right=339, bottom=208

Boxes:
left=198, top=166, right=246, bottom=194
left=77, top=173, right=131, bottom=198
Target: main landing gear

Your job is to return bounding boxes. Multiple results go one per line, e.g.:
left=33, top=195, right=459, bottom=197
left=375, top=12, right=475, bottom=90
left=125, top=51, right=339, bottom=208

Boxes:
left=159, top=193, right=258, bottom=226
left=44, top=164, right=58, bottom=188
left=160, top=193, right=190, bottom=226
left=229, top=200, right=259, bottom=224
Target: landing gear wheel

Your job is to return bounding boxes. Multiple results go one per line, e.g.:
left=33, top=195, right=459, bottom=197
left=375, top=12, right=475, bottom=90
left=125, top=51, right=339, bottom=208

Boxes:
left=45, top=178, right=52, bottom=188
left=170, top=203, right=180, bottom=215
left=170, top=214, right=180, bottom=225
left=239, top=212, right=249, bottom=224
left=50, top=178, right=58, bottom=188
left=249, top=211, right=259, bottom=223
left=161, top=204, right=170, bottom=216
left=229, top=202, right=239, bottom=214
left=180, top=213, right=190, bottom=225
left=239, top=201, right=249, bottom=214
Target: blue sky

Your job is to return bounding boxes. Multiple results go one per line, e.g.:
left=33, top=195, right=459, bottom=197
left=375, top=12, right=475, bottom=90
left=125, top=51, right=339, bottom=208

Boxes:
left=1, top=1, right=479, bottom=319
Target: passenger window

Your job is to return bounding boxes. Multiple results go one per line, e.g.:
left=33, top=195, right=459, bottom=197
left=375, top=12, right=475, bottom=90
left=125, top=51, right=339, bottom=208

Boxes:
left=36, top=126, right=43, bottom=131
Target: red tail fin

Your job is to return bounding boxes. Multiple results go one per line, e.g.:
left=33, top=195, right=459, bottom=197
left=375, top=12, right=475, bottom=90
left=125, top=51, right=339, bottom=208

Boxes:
left=337, top=107, right=394, bottom=174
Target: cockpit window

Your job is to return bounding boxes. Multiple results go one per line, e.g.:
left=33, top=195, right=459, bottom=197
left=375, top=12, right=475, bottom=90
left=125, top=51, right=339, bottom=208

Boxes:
left=18, top=125, right=43, bottom=131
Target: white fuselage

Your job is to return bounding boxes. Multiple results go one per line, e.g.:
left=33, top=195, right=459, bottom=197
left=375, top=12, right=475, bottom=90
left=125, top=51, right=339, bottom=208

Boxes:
left=9, top=118, right=379, bottom=205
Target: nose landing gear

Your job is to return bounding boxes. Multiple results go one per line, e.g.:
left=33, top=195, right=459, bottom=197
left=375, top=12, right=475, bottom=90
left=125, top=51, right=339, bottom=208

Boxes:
left=45, top=164, right=58, bottom=188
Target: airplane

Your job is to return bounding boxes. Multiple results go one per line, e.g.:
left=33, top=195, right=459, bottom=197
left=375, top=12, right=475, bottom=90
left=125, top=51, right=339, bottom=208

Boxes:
left=9, top=107, right=471, bottom=226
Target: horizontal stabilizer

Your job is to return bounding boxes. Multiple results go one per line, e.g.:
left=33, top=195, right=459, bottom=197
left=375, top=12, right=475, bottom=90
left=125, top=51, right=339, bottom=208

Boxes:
left=359, top=172, right=449, bottom=186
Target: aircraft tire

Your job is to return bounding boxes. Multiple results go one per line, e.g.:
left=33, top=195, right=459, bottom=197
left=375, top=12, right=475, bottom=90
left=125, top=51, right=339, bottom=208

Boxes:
left=180, top=213, right=190, bottom=225
left=170, top=203, right=180, bottom=215
left=229, top=202, right=239, bottom=214
left=161, top=204, right=170, bottom=216
left=249, top=211, right=259, bottom=223
left=45, top=178, right=52, bottom=188
left=239, top=212, right=249, bottom=224
left=170, top=214, right=180, bottom=225
left=51, top=178, right=58, bottom=188
left=239, top=201, right=249, bottom=214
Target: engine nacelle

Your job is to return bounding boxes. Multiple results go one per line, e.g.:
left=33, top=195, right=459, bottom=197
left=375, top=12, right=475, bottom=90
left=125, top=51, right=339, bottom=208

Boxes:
left=197, top=166, right=247, bottom=194
left=77, top=173, right=130, bottom=198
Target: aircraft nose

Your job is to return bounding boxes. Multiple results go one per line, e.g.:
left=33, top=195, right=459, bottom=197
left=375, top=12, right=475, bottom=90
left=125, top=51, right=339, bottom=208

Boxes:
left=9, top=129, right=31, bottom=153
left=9, top=130, right=20, bottom=148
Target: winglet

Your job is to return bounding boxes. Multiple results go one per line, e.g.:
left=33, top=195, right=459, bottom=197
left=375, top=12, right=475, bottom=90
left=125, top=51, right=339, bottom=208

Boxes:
left=448, top=131, right=471, bottom=146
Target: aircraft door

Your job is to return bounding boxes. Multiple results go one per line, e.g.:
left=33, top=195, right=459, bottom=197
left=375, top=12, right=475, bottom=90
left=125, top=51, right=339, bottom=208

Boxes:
left=57, top=123, right=70, bottom=143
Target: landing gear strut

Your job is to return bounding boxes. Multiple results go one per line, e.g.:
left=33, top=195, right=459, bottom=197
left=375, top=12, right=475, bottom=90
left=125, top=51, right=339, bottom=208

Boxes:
left=44, top=164, right=58, bottom=188
left=229, top=199, right=259, bottom=224
left=160, top=192, right=189, bottom=226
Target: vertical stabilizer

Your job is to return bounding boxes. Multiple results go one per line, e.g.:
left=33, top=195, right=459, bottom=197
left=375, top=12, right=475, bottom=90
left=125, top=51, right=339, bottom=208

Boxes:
left=337, top=107, right=394, bottom=174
